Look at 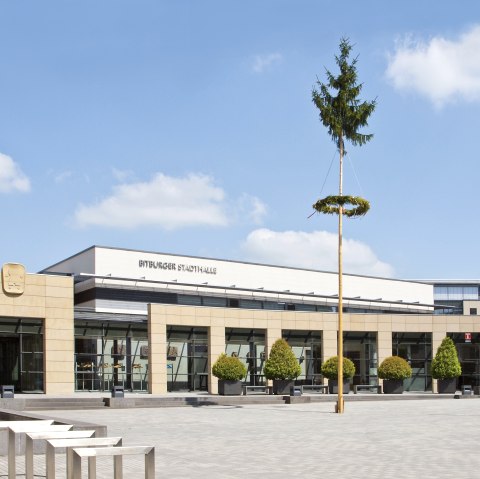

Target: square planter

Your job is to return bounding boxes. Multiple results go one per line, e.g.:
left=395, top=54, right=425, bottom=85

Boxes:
left=272, top=380, right=294, bottom=395
left=218, top=380, right=242, bottom=396
left=437, top=378, right=457, bottom=394
left=382, top=379, right=404, bottom=394
left=328, top=379, right=350, bottom=394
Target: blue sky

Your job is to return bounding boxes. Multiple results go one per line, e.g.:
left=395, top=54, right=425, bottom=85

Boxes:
left=1, top=0, right=480, bottom=279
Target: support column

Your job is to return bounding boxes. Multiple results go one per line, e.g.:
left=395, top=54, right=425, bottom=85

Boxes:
left=377, top=330, right=393, bottom=390
left=432, top=330, right=447, bottom=393
left=148, top=304, right=167, bottom=394
left=43, top=275, right=75, bottom=394
left=265, top=319, right=282, bottom=387
left=208, top=325, right=226, bottom=394
left=322, top=329, right=338, bottom=387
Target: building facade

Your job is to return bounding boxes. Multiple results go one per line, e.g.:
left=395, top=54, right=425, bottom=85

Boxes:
left=1, top=246, right=479, bottom=395
left=0, top=264, right=73, bottom=394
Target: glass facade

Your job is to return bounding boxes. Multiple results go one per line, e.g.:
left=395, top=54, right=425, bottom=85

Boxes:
left=434, top=286, right=479, bottom=301
left=0, top=318, right=44, bottom=392
left=392, top=332, right=432, bottom=391
left=434, top=286, right=479, bottom=314
left=449, top=333, right=480, bottom=388
left=74, top=320, right=148, bottom=392
left=86, top=286, right=416, bottom=314
left=167, top=326, right=208, bottom=392
left=283, top=330, right=322, bottom=385
left=225, top=328, right=265, bottom=386
left=344, top=332, right=378, bottom=387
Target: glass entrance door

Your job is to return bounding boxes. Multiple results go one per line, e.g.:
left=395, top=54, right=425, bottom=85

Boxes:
left=225, top=328, right=265, bottom=386
left=0, top=336, right=20, bottom=389
left=282, top=330, right=322, bottom=385
left=0, top=318, right=44, bottom=392
left=344, top=332, right=378, bottom=388
left=74, top=320, right=148, bottom=392
left=167, top=326, right=208, bottom=392
left=449, top=333, right=480, bottom=388
left=393, top=333, right=432, bottom=391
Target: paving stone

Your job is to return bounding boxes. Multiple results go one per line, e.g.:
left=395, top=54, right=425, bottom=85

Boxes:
left=1, top=398, right=479, bottom=478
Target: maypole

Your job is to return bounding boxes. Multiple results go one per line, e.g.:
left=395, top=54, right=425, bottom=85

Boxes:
left=312, top=38, right=375, bottom=414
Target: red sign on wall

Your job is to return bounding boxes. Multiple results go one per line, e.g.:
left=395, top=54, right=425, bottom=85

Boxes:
left=465, top=332, right=472, bottom=343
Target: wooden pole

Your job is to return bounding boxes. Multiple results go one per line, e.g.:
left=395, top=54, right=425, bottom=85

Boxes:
left=336, top=136, right=344, bottom=414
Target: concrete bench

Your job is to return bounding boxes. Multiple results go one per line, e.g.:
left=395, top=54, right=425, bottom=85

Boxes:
left=71, top=445, right=155, bottom=479
left=301, top=384, right=329, bottom=394
left=1, top=420, right=56, bottom=479
left=242, top=385, right=270, bottom=395
left=354, top=384, right=382, bottom=394
left=47, top=436, right=122, bottom=479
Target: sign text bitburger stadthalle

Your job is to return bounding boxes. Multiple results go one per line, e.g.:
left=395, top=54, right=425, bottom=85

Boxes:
left=138, top=259, right=217, bottom=275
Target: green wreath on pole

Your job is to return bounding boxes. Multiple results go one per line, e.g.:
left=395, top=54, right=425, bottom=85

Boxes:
left=313, top=195, right=370, bottom=218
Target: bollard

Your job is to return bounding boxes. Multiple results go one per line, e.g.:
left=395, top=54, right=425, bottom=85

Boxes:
left=1, top=385, right=14, bottom=398
left=462, top=385, right=473, bottom=396
left=111, top=385, right=124, bottom=398
left=290, top=385, right=302, bottom=397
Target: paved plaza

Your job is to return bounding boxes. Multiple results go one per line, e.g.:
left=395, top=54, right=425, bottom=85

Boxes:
left=1, top=398, right=480, bottom=478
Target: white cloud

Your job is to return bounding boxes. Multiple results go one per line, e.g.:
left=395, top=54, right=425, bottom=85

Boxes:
left=236, top=194, right=267, bottom=225
left=252, top=53, right=282, bottom=73
left=386, top=25, right=480, bottom=107
left=0, top=153, right=31, bottom=193
left=54, top=171, right=73, bottom=184
left=112, top=167, right=135, bottom=182
left=242, top=228, right=394, bottom=277
left=73, top=172, right=266, bottom=230
left=74, top=173, right=228, bottom=229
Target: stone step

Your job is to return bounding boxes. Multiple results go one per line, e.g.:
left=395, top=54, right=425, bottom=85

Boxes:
left=23, top=398, right=106, bottom=410
left=104, top=395, right=287, bottom=408
left=12, top=394, right=296, bottom=411
left=26, top=405, right=106, bottom=410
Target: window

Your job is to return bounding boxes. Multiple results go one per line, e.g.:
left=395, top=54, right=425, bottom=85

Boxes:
left=434, top=286, right=478, bottom=301
left=392, top=332, right=432, bottom=391
left=283, top=330, right=322, bottom=385
left=0, top=318, right=44, bottom=392
left=470, top=308, right=478, bottom=315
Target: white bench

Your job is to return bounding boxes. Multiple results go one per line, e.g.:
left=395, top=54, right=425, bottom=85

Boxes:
left=301, top=384, right=329, bottom=394
left=71, top=445, right=155, bottom=479
left=0, top=420, right=56, bottom=479
left=353, top=384, right=382, bottom=394
left=242, top=385, right=270, bottom=395
left=25, top=425, right=75, bottom=479
left=26, top=429, right=96, bottom=479
left=47, top=436, right=122, bottom=479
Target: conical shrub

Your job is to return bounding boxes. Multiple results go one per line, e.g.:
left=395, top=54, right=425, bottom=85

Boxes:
left=431, top=337, right=461, bottom=380
left=264, top=339, right=301, bottom=380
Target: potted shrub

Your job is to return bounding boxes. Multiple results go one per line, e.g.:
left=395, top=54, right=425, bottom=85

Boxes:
left=431, top=337, right=461, bottom=393
left=378, top=356, right=412, bottom=394
left=212, top=353, right=247, bottom=395
left=321, top=356, right=355, bottom=394
left=264, top=339, right=301, bottom=394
